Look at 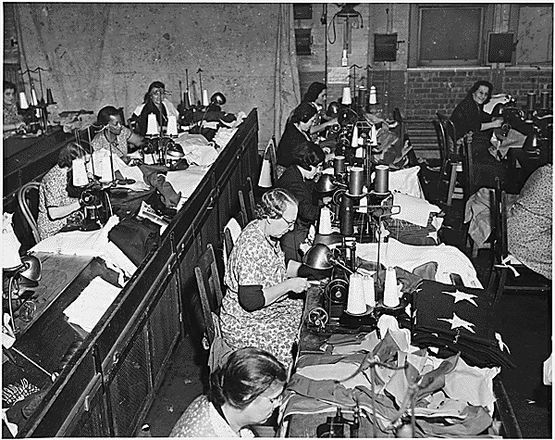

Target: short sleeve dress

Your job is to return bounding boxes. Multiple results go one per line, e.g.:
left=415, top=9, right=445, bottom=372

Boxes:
left=221, top=220, right=304, bottom=368
left=91, top=126, right=133, bottom=158
left=170, top=395, right=254, bottom=438
left=37, top=165, right=79, bottom=240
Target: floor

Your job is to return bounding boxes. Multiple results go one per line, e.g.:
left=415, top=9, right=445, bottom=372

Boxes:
left=143, top=167, right=552, bottom=438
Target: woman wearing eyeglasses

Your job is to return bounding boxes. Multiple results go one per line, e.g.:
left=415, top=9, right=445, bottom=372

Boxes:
left=132, top=81, right=179, bottom=136
left=170, top=347, right=286, bottom=437
left=220, top=188, right=326, bottom=369
left=276, top=141, right=326, bottom=263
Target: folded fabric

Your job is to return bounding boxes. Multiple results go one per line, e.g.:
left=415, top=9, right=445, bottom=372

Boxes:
left=388, top=166, right=424, bottom=199
left=391, top=192, right=442, bottom=227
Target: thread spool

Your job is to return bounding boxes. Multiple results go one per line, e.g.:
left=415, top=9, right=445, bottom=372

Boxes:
left=202, top=90, right=209, bottom=107
left=370, top=124, right=378, bottom=146
left=342, top=87, right=352, bottom=106
left=374, top=165, right=389, bottom=194
left=318, top=206, right=333, bottom=234
left=46, top=88, right=55, bottom=105
left=346, top=273, right=366, bottom=315
left=340, top=196, right=354, bottom=236
left=349, top=167, right=364, bottom=195
left=369, top=85, right=377, bottom=105
left=383, top=266, right=400, bottom=307
left=72, top=157, right=89, bottom=187
left=146, top=113, right=159, bottom=136
left=527, top=92, right=537, bottom=112
left=167, top=115, right=178, bottom=136
left=351, top=124, right=359, bottom=148
left=334, top=156, right=346, bottom=175
left=541, top=91, right=550, bottom=110
left=362, top=274, right=375, bottom=307
left=30, top=87, right=38, bottom=106
left=358, top=87, right=368, bottom=111
left=19, top=92, right=29, bottom=109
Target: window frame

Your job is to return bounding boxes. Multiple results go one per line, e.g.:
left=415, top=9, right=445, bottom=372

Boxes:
left=408, top=4, right=495, bottom=67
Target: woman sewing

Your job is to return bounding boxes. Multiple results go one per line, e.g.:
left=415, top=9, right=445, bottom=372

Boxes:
left=91, top=106, right=144, bottom=158
left=132, top=81, right=179, bottom=136
left=170, top=347, right=286, bottom=438
left=3, top=81, right=27, bottom=138
left=276, top=141, right=325, bottom=262
left=300, top=82, right=338, bottom=137
left=221, top=188, right=327, bottom=368
left=277, top=102, right=317, bottom=169
left=451, top=80, right=503, bottom=140
left=37, top=142, right=86, bottom=240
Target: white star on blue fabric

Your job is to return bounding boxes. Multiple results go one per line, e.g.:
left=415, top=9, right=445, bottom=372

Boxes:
left=438, top=313, right=475, bottom=333
left=442, top=289, right=478, bottom=307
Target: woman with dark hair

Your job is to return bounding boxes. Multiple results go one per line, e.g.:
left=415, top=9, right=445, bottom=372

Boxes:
left=91, top=105, right=144, bottom=158
left=3, top=80, right=27, bottom=137
left=131, top=81, right=179, bottom=136
left=37, top=142, right=87, bottom=239
left=277, top=101, right=318, bottom=168
left=221, top=188, right=325, bottom=368
left=170, top=347, right=286, bottom=437
left=451, top=80, right=503, bottom=140
left=276, top=141, right=326, bottom=262
left=301, top=81, right=338, bottom=136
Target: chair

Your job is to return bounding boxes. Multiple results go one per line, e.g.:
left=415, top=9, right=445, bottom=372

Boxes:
left=489, top=181, right=551, bottom=303
left=17, top=182, right=42, bottom=245
left=258, top=136, right=278, bottom=189
left=194, top=244, right=225, bottom=349
left=238, top=176, right=256, bottom=224
left=435, top=113, right=464, bottom=206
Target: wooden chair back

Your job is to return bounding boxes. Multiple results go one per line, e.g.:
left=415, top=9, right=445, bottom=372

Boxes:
left=460, top=133, right=477, bottom=202
left=194, top=244, right=224, bottom=347
left=17, top=181, right=42, bottom=245
left=239, top=176, right=256, bottom=224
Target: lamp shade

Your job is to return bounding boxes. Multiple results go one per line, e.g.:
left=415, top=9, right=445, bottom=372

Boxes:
left=326, top=101, right=341, bottom=118
left=166, top=142, right=185, bottom=159
left=314, top=174, right=338, bottom=193
left=303, top=243, right=333, bottom=270
left=210, top=92, right=226, bottom=106
left=19, top=255, right=42, bottom=283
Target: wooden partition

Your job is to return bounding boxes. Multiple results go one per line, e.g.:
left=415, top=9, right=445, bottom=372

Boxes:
left=6, top=109, right=259, bottom=437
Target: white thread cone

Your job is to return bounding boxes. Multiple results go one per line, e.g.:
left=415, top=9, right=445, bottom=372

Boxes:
left=370, top=124, right=378, bottom=145
left=347, top=273, right=366, bottom=315
left=362, top=274, right=375, bottom=307
left=98, top=151, right=114, bottom=183
left=369, top=85, right=377, bottom=105
left=383, top=266, right=400, bottom=307
left=202, top=90, right=209, bottom=106
left=167, top=115, right=178, bottom=136
left=351, top=124, right=359, bottom=148
left=342, top=87, right=352, bottom=105
left=146, top=113, right=159, bottom=136
left=258, top=159, right=272, bottom=188
left=318, top=206, right=333, bottom=234
left=72, top=157, right=89, bottom=187
left=19, top=92, right=29, bottom=109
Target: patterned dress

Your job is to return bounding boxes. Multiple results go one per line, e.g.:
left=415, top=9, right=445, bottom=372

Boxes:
left=507, top=164, right=552, bottom=279
left=37, top=165, right=79, bottom=240
left=221, top=220, right=304, bottom=368
left=91, top=126, right=133, bottom=158
left=170, top=395, right=254, bottom=437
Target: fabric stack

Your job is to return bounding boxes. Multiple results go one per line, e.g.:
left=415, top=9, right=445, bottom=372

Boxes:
left=411, top=280, right=514, bottom=368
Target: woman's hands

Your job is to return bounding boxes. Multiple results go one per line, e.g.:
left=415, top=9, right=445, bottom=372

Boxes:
left=286, top=277, right=310, bottom=293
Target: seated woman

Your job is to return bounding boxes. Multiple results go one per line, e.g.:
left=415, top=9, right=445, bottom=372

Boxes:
left=91, top=106, right=144, bottom=158
left=37, top=142, right=85, bottom=240
left=170, top=347, right=286, bottom=437
left=300, top=82, right=338, bottom=137
left=507, top=163, right=552, bottom=280
left=451, top=80, right=503, bottom=140
left=131, top=81, right=179, bottom=136
left=221, top=188, right=326, bottom=368
left=277, top=102, right=317, bottom=169
left=451, top=80, right=509, bottom=189
left=3, top=81, right=27, bottom=138
left=276, top=141, right=325, bottom=262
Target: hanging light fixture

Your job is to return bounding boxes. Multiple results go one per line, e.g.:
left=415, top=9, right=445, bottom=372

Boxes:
left=335, top=3, right=363, bottom=54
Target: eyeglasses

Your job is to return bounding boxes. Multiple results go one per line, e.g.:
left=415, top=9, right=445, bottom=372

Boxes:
left=282, top=216, right=296, bottom=227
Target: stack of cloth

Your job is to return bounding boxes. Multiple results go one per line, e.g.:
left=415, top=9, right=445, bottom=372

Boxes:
left=283, top=329, right=501, bottom=437
left=411, top=280, right=514, bottom=369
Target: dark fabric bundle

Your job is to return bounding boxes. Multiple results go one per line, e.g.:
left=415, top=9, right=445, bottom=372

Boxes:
left=411, top=280, right=514, bottom=368
left=383, top=214, right=441, bottom=246
left=108, top=217, right=160, bottom=266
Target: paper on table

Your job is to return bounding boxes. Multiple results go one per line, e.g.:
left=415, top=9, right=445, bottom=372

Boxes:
left=63, top=276, right=121, bottom=333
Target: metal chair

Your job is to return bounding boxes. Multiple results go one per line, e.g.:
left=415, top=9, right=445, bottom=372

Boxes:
left=435, top=113, right=463, bottom=205
left=194, top=244, right=225, bottom=349
left=17, top=181, right=43, bottom=245
left=238, top=176, right=256, bottom=225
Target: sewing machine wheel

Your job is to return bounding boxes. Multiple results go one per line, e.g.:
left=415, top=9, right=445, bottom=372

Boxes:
left=308, top=307, right=329, bottom=327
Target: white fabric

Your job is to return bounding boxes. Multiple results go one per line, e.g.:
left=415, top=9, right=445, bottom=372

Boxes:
left=174, top=133, right=219, bottom=166
left=29, top=216, right=137, bottom=278
left=388, top=166, right=424, bottom=199
left=392, top=192, right=442, bottom=228
left=2, top=213, right=23, bottom=269
left=165, top=166, right=211, bottom=201
left=357, top=238, right=482, bottom=288
left=223, top=217, right=242, bottom=269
